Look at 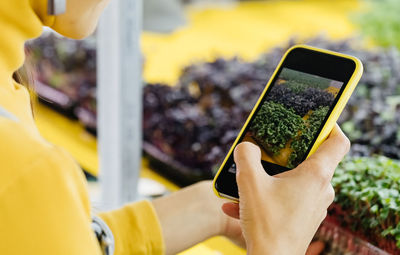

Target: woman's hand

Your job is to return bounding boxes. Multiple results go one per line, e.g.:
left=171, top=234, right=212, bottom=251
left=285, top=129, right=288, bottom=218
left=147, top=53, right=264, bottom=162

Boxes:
left=222, top=125, right=350, bottom=255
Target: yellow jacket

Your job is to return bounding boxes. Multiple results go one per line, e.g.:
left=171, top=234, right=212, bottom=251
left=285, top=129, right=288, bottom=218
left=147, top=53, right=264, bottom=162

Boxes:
left=0, top=0, right=164, bottom=254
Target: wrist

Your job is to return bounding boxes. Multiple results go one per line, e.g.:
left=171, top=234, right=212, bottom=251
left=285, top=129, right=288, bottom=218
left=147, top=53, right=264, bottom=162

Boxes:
left=249, top=241, right=287, bottom=255
left=195, top=181, right=226, bottom=236
left=248, top=236, right=306, bottom=255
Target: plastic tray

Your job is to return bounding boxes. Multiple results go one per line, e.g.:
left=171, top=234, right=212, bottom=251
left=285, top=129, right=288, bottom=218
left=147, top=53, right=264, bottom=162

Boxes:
left=143, top=142, right=213, bottom=186
left=314, top=220, right=392, bottom=255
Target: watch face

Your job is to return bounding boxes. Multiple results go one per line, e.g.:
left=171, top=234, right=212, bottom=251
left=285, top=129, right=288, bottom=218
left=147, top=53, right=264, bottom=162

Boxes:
left=215, top=47, right=357, bottom=199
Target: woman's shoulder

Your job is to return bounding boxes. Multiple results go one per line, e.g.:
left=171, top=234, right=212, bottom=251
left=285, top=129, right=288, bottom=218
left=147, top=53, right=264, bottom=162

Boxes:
left=0, top=117, right=88, bottom=199
left=0, top=117, right=55, bottom=166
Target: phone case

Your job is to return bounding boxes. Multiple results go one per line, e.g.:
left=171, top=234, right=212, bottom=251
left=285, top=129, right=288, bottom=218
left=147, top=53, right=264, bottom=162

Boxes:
left=213, top=44, right=363, bottom=201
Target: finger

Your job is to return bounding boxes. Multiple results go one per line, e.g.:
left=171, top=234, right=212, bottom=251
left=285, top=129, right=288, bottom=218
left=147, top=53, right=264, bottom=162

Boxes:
left=234, top=142, right=271, bottom=195
left=310, top=124, right=350, bottom=168
left=221, top=203, right=240, bottom=219
left=299, top=124, right=350, bottom=181
left=306, top=241, right=325, bottom=255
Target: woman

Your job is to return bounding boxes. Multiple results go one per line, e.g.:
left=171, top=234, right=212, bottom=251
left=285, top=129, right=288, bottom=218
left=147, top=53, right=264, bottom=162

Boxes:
left=0, top=0, right=350, bottom=254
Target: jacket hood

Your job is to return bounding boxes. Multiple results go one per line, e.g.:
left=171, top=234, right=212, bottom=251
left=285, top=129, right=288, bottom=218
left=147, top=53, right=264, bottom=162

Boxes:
left=0, top=0, right=53, bottom=126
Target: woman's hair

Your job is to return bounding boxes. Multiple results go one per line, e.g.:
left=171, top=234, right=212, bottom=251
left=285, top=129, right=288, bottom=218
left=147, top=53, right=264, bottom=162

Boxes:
left=13, top=58, right=37, bottom=112
left=13, top=69, right=28, bottom=86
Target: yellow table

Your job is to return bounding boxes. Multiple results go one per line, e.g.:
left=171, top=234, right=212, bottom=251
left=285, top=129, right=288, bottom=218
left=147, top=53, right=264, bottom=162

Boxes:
left=34, top=0, right=360, bottom=254
left=142, top=0, right=360, bottom=85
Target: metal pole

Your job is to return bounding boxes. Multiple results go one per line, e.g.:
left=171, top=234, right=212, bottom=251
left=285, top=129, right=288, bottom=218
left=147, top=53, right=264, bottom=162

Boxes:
left=98, top=0, right=143, bottom=209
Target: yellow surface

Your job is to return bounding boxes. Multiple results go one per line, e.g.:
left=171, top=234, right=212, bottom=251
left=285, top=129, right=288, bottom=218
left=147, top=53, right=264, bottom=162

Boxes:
left=180, top=237, right=246, bottom=255
left=142, top=0, right=359, bottom=85
left=34, top=1, right=360, bottom=254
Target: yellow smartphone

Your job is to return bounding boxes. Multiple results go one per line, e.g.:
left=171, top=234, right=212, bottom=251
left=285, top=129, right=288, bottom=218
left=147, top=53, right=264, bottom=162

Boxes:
left=213, top=45, right=363, bottom=201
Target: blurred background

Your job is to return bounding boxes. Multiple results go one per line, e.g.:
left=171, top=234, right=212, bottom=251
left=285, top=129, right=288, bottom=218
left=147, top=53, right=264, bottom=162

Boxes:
left=23, top=0, right=400, bottom=254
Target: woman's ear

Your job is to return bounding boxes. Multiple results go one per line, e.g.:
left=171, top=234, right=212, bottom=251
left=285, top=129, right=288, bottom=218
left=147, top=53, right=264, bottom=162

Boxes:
left=47, top=0, right=66, bottom=15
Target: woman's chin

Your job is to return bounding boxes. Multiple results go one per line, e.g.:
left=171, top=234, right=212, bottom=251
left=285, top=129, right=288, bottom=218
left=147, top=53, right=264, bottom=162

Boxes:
left=52, top=19, right=98, bottom=40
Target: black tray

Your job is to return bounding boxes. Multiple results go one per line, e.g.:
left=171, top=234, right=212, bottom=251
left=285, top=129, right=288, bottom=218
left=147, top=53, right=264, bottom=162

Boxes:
left=35, top=80, right=77, bottom=118
left=143, top=142, right=213, bottom=187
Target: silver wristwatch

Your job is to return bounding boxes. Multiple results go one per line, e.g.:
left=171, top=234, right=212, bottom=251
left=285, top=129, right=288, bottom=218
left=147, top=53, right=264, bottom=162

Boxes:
left=92, top=215, right=115, bottom=255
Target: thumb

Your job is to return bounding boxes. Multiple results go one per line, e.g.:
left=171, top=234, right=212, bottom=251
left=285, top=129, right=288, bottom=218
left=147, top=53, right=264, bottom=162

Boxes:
left=234, top=142, right=269, bottom=197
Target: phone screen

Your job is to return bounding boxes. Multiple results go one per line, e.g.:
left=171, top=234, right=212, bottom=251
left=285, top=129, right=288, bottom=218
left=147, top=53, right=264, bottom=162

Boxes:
left=239, top=68, right=343, bottom=170
left=215, top=47, right=357, bottom=199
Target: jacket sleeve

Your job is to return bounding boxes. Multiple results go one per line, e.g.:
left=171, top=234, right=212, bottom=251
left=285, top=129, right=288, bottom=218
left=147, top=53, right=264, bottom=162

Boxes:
left=99, top=201, right=165, bottom=255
